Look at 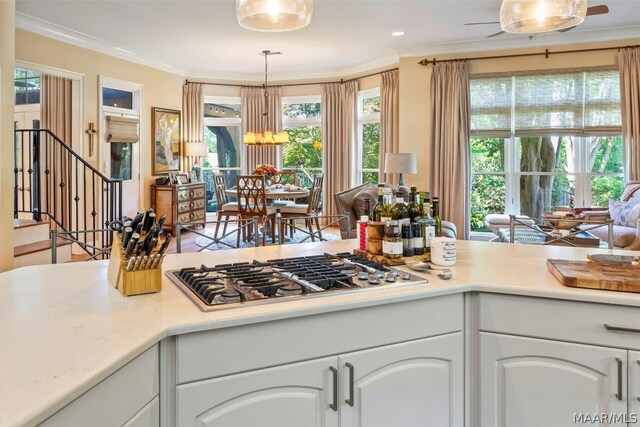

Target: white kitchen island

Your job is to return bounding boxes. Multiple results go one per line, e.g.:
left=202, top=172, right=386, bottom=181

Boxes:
left=1, top=240, right=639, bottom=427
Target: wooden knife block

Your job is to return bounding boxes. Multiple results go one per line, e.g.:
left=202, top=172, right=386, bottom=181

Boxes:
left=107, top=234, right=162, bottom=296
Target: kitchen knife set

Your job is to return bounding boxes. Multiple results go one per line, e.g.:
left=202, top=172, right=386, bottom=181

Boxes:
left=114, top=208, right=171, bottom=272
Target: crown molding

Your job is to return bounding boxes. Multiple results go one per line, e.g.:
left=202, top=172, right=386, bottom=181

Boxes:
left=398, top=25, right=640, bottom=58
left=16, top=12, right=189, bottom=77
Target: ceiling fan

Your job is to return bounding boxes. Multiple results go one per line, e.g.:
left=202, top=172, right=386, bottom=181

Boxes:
left=465, top=4, right=609, bottom=38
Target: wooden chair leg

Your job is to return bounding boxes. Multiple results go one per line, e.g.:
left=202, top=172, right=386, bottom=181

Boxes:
left=222, top=214, right=229, bottom=237
left=306, top=218, right=315, bottom=242
left=315, top=217, right=323, bottom=240
left=214, top=213, right=222, bottom=239
left=236, top=218, right=242, bottom=248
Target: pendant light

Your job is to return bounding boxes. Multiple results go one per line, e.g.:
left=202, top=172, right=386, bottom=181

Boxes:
left=500, top=0, right=587, bottom=33
left=243, top=51, right=290, bottom=146
left=236, top=0, right=313, bottom=32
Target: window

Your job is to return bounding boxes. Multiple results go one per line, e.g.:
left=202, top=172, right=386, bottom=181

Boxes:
left=14, top=69, right=40, bottom=105
left=202, top=97, right=242, bottom=212
left=357, top=89, right=380, bottom=184
left=470, top=70, right=623, bottom=232
left=282, top=96, right=322, bottom=187
left=103, top=88, right=133, bottom=110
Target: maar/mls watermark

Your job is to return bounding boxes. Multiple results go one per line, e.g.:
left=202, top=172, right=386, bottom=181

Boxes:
left=574, top=413, right=638, bottom=424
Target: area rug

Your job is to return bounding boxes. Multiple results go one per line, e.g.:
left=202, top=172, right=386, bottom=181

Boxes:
left=194, top=225, right=342, bottom=251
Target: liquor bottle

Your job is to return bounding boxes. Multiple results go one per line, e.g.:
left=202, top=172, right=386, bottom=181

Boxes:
left=415, top=202, right=435, bottom=253
left=391, top=192, right=410, bottom=225
left=372, top=185, right=384, bottom=221
left=432, top=196, right=442, bottom=237
left=380, top=189, right=393, bottom=222
left=363, top=195, right=372, bottom=219
left=407, top=186, right=420, bottom=222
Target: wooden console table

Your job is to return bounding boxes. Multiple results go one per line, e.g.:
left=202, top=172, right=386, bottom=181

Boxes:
left=151, top=183, right=206, bottom=235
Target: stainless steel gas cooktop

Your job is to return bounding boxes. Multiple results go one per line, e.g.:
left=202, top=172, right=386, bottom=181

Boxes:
left=166, top=252, right=427, bottom=312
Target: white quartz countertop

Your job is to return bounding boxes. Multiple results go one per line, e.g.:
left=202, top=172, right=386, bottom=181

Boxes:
left=1, top=240, right=639, bottom=426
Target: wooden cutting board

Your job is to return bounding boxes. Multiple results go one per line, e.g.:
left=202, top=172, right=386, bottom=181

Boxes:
left=547, top=259, right=640, bottom=293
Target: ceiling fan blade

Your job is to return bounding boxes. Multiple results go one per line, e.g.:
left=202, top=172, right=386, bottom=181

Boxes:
left=464, top=21, right=500, bottom=26
left=487, top=30, right=506, bottom=38
left=586, top=5, right=609, bottom=16
left=557, top=25, right=577, bottom=33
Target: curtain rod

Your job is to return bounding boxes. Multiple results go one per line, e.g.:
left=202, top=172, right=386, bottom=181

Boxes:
left=418, top=44, right=639, bottom=66
left=185, top=67, right=398, bottom=88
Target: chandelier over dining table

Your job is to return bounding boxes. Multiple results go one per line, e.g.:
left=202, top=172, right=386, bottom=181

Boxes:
left=243, top=50, right=290, bottom=146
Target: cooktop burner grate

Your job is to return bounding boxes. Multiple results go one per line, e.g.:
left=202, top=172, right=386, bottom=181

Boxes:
left=166, top=252, right=426, bottom=312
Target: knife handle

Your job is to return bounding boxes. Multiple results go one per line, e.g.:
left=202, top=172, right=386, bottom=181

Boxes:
left=124, top=234, right=139, bottom=259
left=122, top=227, right=134, bottom=248
left=130, top=212, right=144, bottom=231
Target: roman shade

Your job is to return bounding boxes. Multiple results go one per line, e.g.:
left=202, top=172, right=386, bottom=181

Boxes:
left=470, top=69, right=621, bottom=137
left=106, top=116, right=139, bottom=143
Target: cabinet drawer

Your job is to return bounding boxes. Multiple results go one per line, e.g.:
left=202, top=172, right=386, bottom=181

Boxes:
left=41, top=345, right=159, bottom=427
left=176, top=294, right=463, bottom=383
left=479, top=293, right=640, bottom=350
left=177, top=185, right=205, bottom=202
left=177, top=210, right=204, bottom=223
left=178, top=198, right=205, bottom=213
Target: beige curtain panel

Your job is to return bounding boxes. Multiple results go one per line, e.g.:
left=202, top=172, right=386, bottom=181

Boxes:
left=380, top=69, right=400, bottom=185
left=41, top=74, right=72, bottom=145
left=41, top=74, right=73, bottom=231
left=241, top=86, right=282, bottom=174
left=429, top=61, right=471, bottom=240
left=182, top=82, right=204, bottom=172
left=619, top=47, right=640, bottom=181
left=322, top=81, right=358, bottom=218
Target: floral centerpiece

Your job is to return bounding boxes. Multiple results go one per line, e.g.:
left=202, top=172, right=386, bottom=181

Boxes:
left=253, top=163, right=277, bottom=182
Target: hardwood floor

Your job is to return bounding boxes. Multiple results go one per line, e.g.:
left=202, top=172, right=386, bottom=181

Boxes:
left=70, top=221, right=342, bottom=262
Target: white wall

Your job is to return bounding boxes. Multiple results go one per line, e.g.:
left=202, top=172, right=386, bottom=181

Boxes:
left=1, top=0, right=16, bottom=272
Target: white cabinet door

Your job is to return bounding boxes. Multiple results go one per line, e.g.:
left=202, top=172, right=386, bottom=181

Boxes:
left=631, top=351, right=640, bottom=424
left=176, top=356, right=338, bottom=427
left=339, top=333, right=463, bottom=427
left=480, top=332, right=628, bottom=427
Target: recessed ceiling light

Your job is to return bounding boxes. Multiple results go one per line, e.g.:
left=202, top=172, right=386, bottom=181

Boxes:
left=392, top=31, right=405, bottom=36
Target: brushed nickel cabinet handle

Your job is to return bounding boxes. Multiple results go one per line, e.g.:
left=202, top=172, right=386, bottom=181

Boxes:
left=329, top=366, right=338, bottom=411
left=345, top=362, right=354, bottom=407
left=637, top=360, right=640, bottom=402
left=604, top=324, right=640, bottom=334
left=615, top=357, right=623, bottom=401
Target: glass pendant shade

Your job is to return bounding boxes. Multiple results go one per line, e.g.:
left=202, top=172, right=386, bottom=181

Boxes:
left=500, top=0, right=587, bottom=33
left=236, top=0, right=313, bottom=32
left=243, top=131, right=290, bottom=145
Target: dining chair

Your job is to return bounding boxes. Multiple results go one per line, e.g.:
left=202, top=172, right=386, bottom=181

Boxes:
left=236, top=175, right=276, bottom=246
left=279, top=173, right=324, bottom=241
left=271, top=170, right=298, bottom=186
left=213, top=173, right=238, bottom=240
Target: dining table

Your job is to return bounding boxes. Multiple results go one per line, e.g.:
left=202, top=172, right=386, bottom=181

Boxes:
left=225, top=186, right=310, bottom=202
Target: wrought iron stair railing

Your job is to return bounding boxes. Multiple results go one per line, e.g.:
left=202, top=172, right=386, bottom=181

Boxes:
left=14, top=127, right=122, bottom=259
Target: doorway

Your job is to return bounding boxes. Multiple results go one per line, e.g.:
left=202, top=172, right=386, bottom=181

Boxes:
left=99, top=77, right=143, bottom=218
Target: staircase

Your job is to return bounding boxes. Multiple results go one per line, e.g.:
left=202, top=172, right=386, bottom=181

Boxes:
left=14, top=125, right=122, bottom=266
left=13, top=219, right=71, bottom=267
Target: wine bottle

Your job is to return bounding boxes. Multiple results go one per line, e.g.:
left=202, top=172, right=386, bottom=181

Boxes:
left=372, top=185, right=384, bottom=221
left=380, top=189, right=393, bottom=222
left=432, top=196, right=442, bottom=237
left=391, top=192, right=410, bottom=225
left=415, top=202, right=435, bottom=253
left=407, top=186, right=420, bottom=222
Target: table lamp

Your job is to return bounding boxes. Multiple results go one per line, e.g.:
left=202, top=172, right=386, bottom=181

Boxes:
left=384, top=153, right=417, bottom=186
left=184, top=142, right=208, bottom=165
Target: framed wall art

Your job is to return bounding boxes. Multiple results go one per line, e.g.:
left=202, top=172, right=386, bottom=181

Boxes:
left=152, top=107, right=181, bottom=175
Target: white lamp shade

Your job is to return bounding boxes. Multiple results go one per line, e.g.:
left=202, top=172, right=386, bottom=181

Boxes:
left=384, top=153, right=417, bottom=174
left=184, top=142, right=208, bottom=157
left=236, top=0, right=313, bottom=32
left=500, top=0, right=587, bottom=33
